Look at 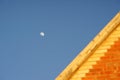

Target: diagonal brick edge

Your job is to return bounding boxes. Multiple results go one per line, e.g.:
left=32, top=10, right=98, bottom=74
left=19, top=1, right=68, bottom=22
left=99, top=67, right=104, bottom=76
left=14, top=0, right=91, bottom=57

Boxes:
left=82, top=38, right=120, bottom=80
left=55, top=12, right=120, bottom=80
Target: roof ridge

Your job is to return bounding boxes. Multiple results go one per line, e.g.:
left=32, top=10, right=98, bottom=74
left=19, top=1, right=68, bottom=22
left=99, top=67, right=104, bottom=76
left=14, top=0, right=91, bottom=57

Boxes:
left=55, top=12, right=120, bottom=80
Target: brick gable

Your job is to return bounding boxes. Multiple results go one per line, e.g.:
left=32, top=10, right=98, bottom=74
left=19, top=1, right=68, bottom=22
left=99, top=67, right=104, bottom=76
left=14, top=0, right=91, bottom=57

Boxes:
left=56, top=12, right=120, bottom=80
left=82, top=38, right=120, bottom=80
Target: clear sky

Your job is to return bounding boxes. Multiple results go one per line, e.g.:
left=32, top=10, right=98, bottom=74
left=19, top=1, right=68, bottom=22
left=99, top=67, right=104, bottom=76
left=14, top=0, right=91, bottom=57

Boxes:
left=0, top=0, right=120, bottom=80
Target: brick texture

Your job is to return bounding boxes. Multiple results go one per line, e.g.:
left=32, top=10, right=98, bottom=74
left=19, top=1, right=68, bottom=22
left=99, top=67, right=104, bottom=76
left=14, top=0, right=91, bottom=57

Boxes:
left=55, top=12, right=120, bottom=80
left=82, top=38, right=120, bottom=80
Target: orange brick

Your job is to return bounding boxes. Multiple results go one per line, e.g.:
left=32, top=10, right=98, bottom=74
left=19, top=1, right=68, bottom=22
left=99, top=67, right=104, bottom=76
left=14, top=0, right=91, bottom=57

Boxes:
left=81, top=39, right=120, bottom=80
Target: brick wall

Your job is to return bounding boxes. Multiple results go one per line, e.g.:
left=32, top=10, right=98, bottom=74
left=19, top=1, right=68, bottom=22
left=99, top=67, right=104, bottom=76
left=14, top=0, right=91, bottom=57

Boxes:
left=55, top=12, right=120, bottom=80
left=82, top=38, right=120, bottom=80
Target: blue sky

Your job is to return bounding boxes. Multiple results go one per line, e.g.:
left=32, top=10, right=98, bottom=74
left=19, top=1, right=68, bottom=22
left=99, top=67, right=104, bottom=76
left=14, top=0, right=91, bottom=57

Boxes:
left=0, top=0, right=120, bottom=80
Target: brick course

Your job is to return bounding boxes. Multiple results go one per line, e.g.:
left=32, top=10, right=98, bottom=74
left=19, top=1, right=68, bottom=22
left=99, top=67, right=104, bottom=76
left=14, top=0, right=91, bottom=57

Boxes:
left=82, top=38, right=120, bottom=80
left=56, top=12, right=120, bottom=80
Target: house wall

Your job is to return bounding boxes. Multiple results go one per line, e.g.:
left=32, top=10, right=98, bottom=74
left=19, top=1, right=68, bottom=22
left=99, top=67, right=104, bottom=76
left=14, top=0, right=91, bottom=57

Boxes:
left=70, top=24, right=120, bottom=80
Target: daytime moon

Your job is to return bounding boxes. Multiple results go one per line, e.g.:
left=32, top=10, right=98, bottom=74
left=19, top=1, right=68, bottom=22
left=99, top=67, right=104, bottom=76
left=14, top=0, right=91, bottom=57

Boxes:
left=40, top=32, right=45, bottom=37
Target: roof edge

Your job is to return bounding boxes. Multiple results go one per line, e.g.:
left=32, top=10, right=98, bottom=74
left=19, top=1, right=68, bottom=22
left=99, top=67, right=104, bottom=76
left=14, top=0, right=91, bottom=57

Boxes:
left=55, top=12, right=120, bottom=80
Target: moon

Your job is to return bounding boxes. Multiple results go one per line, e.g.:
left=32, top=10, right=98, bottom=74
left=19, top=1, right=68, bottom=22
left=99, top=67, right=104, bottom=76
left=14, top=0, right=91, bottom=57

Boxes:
left=40, top=32, right=45, bottom=37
